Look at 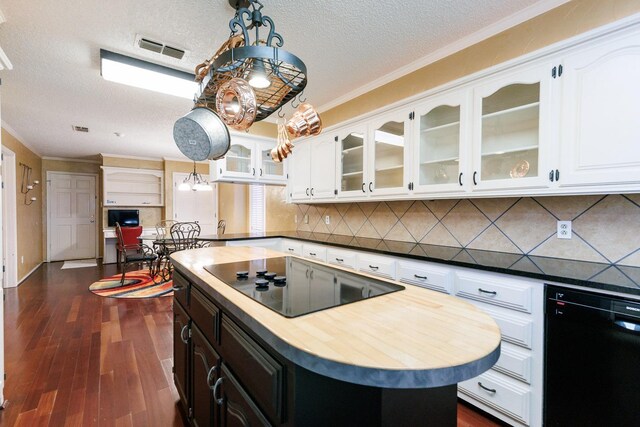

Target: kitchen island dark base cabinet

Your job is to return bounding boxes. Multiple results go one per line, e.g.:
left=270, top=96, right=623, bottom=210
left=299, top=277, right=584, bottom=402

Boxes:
left=172, top=269, right=457, bottom=427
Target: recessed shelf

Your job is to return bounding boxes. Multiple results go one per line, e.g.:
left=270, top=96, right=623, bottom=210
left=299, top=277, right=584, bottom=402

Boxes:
left=375, top=165, right=403, bottom=173
left=482, top=101, right=539, bottom=120
left=421, top=121, right=460, bottom=133
left=343, top=145, right=364, bottom=154
left=420, top=157, right=460, bottom=165
left=342, top=171, right=364, bottom=177
left=226, top=155, right=252, bottom=161
left=482, top=145, right=538, bottom=157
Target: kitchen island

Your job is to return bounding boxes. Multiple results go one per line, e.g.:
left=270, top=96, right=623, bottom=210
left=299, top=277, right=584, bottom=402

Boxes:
left=171, top=246, right=501, bottom=426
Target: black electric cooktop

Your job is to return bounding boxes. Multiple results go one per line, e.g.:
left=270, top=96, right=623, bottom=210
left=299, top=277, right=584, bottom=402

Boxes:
left=203, top=256, right=404, bottom=318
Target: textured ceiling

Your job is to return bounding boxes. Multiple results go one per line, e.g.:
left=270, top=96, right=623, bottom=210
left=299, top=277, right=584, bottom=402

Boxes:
left=0, top=0, right=558, bottom=159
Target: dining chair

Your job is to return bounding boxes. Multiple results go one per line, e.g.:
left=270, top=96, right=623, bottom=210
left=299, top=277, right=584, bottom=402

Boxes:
left=115, top=223, right=157, bottom=285
left=170, top=221, right=202, bottom=251
left=217, top=219, right=226, bottom=235
left=155, top=220, right=178, bottom=239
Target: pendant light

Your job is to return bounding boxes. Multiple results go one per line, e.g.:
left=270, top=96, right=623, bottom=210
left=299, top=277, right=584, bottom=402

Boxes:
left=179, top=161, right=213, bottom=192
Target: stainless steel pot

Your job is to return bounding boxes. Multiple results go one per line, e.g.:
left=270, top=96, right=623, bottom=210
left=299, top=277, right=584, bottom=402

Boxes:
left=173, top=107, right=231, bottom=161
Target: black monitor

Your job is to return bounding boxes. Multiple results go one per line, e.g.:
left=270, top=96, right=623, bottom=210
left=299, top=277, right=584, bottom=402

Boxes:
left=107, top=209, right=140, bottom=227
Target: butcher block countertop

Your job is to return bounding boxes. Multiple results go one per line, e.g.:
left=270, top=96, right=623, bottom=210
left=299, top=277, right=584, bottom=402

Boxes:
left=171, top=246, right=501, bottom=388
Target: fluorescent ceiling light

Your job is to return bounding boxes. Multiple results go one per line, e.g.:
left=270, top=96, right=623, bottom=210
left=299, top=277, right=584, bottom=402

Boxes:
left=100, top=49, right=197, bottom=99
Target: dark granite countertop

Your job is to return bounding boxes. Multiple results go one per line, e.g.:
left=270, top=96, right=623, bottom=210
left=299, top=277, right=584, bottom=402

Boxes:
left=197, top=232, right=640, bottom=298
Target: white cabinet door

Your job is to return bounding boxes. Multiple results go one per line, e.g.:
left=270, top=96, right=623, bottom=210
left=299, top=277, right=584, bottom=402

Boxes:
left=289, top=140, right=311, bottom=201
left=309, top=135, right=337, bottom=200
left=470, top=63, right=555, bottom=192
left=412, top=89, right=470, bottom=195
left=337, top=125, right=368, bottom=199
left=255, top=141, right=287, bottom=183
left=217, top=139, right=255, bottom=179
left=368, top=109, right=412, bottom=196
left=559, top=30, right=640, bottom=188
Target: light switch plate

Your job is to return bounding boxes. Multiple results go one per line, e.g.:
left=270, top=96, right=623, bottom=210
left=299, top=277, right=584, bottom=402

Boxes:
left=304, top=214, right=309, bottom=224
left=325, top=215, right=330, bottom=225
left=557, top=221, right=572, bottom=239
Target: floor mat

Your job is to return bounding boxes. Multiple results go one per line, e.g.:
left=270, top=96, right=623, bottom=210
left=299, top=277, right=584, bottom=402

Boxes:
left=61, top=259, right=98, bottom=269
left=89, top=270, right=173, bottom=298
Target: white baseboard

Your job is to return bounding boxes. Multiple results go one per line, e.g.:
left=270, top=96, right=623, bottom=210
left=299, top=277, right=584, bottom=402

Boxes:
left=16, top=262, right=43, bottom=286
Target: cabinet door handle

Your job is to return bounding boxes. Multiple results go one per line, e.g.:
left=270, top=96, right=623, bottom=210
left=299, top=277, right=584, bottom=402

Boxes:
left=362, top=183, right=366, bottom=193
left=414, top=274, right=427, bottom=280
left=206, top=366, right=217, bottom=389
left=252, top=168, right=255, bottom=176
left=549, top=170, right=554, bottom=182
left=369, top=182, right=373, bottom=192
left=478, top=288, right=497, bottom=296
left=219, top=168, right=222, bottom=174
left=288, top=248, right=294, bottom=252
left=473, top=171, right=478, bottom=185
left=260, top=168, right=263, bottom=176
left=369, top=265, right=379, bottom=270
left=306, top=188, right=310, bottom=196
left=171, top=283, right=184, bottom=291
left=213, top=377, right=224, bottom=405
left=458, top=172, right=463, bottom=186
left=309, top=252, right=316, bottom=256
left=555, top=169, right=560, bottom=181
left=311, top=188, right=314, bottom=196
left=335, top=258, right=344, bottom=262
left=478, top=382, right=496, bottom=393
left=180, top=325, right=189, bottom=344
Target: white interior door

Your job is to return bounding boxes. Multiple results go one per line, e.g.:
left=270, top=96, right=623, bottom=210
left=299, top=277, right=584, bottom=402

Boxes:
left=173, top=173, right=218, bottom=235
left=1, top=148, right=18, bottom=288
left=48, top=173, right=97, bottom=261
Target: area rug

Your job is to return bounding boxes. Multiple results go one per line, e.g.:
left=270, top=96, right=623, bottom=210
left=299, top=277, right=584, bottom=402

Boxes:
left=89, top=270, right=173, bottom=298
left=62, top=259, right=98, bottom=269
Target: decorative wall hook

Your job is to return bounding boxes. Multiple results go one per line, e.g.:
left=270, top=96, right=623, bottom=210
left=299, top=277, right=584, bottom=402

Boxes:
left=19, top=162, right=39, bottom=205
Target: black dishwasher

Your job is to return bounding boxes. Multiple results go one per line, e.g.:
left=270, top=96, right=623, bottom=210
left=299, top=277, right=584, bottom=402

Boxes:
left=545, top=285, right=640, bottom=426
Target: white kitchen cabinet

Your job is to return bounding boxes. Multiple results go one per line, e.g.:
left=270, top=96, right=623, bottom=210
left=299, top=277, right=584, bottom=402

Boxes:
left=469, top=63, right=555, bottom=193
left=102, top=167, right=164, bottom=206
left=558, top=28, right=640, bottom=188
left=211, top=136, right=287, bottom=185
left=326, top=247, right=357, bottom=269
left=280, top=239, right=303, bottom=255
left=302, top=243, right=327, bottom=262
left=368, top=109, right=412, bottom=197
left=337, top=125, right=368, bottom=199
left=397, top=259, right=455, bottom=294
left=357, top=253, right=396, bottom=280
left=411, top=90, right=470, bottom=195
left=289, top=135, right=337, bottom=201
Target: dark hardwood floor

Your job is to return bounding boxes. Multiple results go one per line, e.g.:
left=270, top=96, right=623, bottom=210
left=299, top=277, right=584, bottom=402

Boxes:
left=0, top=262, right=503, bottom=426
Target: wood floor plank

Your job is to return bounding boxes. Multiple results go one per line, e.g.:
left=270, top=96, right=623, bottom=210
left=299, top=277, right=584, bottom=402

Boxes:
left=1, top=262, right=503, bottom=426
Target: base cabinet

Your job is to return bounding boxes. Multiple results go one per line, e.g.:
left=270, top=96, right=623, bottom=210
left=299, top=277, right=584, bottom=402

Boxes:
left=192, top=324, right=221, bottom=427
left=218, top=363, right=272, bottom=427
left=173, top=301, right=190, bottom=414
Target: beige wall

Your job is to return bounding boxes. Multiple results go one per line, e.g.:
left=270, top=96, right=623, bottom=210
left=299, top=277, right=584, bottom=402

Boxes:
left=41, top=159, right=102, bottom=259
left=101, top=155, right=163, bottom=170
left=265, top=185, right=296, bottom=232
left=2, top=128, right=43, bottom=281
left=218, top=183, right=249, bottom=233
left=322, top=0, right=640, bottom=126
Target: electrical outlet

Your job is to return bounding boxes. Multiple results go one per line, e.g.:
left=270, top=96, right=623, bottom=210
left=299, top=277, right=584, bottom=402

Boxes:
left=325, top=215, right=330, bottom=225
left=304, top=214, right=309, bottom=224
left=294, top=214, right=298, bottom=224
left=21, top=256, right=24, bottom=264
left=557, top=221, right=572, bottom=239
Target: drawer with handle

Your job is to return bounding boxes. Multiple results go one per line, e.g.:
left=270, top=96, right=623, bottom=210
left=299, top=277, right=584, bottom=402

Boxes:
left=303, top=244, right=327, bottom=262
left=492, top=341, right=532, bottom=384
left=468, top=301, right=534, bottom=350
left=397, top=261, right=453, bottom=294
left=326, top=248, right=357, bottom=269
left=281, top=239, right=302, bottom=255
left=172, top=270, right=190, bottom=309
left=456, top=271, right=534, bottom=313
left=190, top=286, right=220, bottom=347
left=459, top=370, right=531, bottom=425
left=357, top=254, right=396, bottom=279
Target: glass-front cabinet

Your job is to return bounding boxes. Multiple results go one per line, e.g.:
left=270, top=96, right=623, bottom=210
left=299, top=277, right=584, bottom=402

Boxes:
left=470, top=65, right=553, bottom=191
left=211, top=137, right=287, bottom=185
left=412, top=91, right=468, bottom=194
left=338, top=126, right=368, bottom=198
left=368, top=111, right=411, bottom=196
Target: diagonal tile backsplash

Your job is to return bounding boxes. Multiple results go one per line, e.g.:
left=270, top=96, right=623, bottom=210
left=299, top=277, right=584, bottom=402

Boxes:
left=296, top=195, right=640, bottom=267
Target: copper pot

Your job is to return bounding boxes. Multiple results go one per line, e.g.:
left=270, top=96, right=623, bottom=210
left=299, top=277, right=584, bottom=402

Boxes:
left=215, top=78, right=257, bottom=131
left=285, top=103, right=322, bottom=138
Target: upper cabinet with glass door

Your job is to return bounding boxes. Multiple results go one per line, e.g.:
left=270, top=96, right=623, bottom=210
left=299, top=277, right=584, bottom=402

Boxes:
left=337, top=126, right=368, bottom=199
left=368, top=110, right=411, bottom=196
left=412, top=90, right=468, bottom=194
left=470, top=64, right=554, bottom=191
left=210, top=136, right=287, bottom=185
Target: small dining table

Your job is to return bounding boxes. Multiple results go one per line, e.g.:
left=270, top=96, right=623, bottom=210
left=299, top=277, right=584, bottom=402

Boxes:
left=150, top=236, right=202, bottom=283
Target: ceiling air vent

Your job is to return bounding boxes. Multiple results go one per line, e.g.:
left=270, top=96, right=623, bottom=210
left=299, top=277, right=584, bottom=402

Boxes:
left=72, top=125, right=89, bottom=133
left=135, top=34, right=186, bottom=60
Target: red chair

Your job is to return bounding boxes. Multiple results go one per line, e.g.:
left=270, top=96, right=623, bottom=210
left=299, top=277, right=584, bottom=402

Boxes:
left=115, top=223, right=157, bottom=285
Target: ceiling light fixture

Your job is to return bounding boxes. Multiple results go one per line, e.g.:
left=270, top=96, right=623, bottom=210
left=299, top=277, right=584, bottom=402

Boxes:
left=195, top=0, right=308, bottom=122
left=100, top=49, right=198, bottom=99
left=179, top=161, right=213, bottom=192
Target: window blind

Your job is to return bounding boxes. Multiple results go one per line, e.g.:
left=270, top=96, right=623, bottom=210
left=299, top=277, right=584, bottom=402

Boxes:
left=249, top=185, right=265, bottom=233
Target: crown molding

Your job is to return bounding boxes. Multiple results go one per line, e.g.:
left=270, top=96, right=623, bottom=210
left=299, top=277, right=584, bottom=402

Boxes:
left=99, top=153, right=163, bottom=162
left=316, top=0, right=570, bottom=113
left=1, top=120, right=41, bottom=156
left=42, top=156, right=101, bottom=164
